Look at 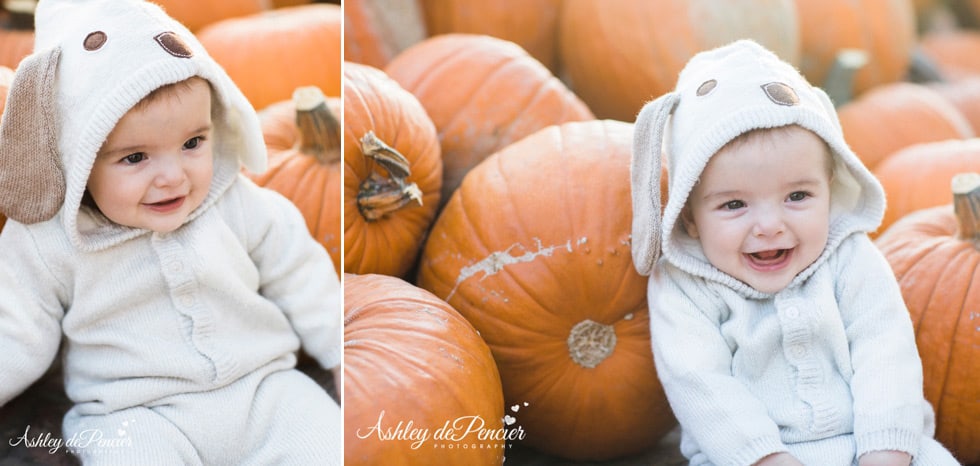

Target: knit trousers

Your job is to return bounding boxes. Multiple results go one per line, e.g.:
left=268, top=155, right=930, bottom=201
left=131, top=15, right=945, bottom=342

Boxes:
left=62, top=368, right=341, bottom=465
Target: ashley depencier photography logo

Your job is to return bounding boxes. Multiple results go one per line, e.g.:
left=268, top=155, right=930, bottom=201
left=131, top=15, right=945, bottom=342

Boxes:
left=8, top=423, right=134, bottom=455
left=356, top=406, right=528, bottom=450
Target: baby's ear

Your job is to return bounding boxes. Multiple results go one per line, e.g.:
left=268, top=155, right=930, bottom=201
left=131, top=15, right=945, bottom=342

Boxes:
left=680, top=204, right=699, bottom=239
left=0, top=47, right=65, bottom=224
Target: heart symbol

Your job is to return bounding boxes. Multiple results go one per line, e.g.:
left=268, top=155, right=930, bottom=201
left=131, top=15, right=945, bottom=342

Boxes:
left=503, top=415, right=516, bottom=426
left=510, top=405, right=520, bottom=412
left=523, top=402, right=529, bottom=406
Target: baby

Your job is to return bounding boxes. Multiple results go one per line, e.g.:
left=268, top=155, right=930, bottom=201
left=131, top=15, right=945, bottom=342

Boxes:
left=0, top=1, right=340, bottom=464
left=630, top=40, right=959, bottom=466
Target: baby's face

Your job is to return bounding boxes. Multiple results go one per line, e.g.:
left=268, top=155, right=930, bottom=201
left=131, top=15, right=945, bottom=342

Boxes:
left=88, top=79, right=213, bottom=233
left=683, top=126, right=832, bottom=294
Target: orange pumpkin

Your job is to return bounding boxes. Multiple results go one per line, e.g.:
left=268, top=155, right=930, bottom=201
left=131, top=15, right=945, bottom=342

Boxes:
left=0, top=6, right=35, bottom=69
left=384, top=33, right=594, bottom=208
left=344, top=273, right=505, bottom=465
left=874, top=139, right=980, bottom=235
left=344, top=62, right=442, bottom=278
left=929, top=78, right=980, bottom=135
left=246, top=87, right=341, bottom=274
left=558, top=0, right=801, bottom=121
left=795, top=0, right=916, bottom=97
left=837, top=82, right=974, bottom=170
left=196, top=4, right=342, bottom=110
left=343, top=0, right=427, bottom=69
left=418, top=0, right=562, bottom=72
left=874, top=173, right=980, bottom=465
left=917, top=30, right=980, bottom=82
left=152, top=0, right=266, bottom=31
left=417, top=120, right=675, bottom=461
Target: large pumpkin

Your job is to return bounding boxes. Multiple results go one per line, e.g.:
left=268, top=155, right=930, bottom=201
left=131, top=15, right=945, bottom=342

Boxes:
left=837, top=82, right=974, bottom=170
left=344, top=273, right=505, bottom=466
left=417, top=120, right=675, bottom=461
left=152, top=0, right=266, bottom=31
left=874, top=139, right=980, bottom=236
left=196, top=4, right=342, bottom=110
left=246, top=87, right=341, bottom=274
left=384, top=33, right=594, bottom=209
left=874, top=173, right=980, bottom=465
left=929, top=78, right=980, bottom=135
left=343, top=0, right=426, bottom=69
left=794, top=0, right=916, bottom=97
left=917, top=30, right=980, bottom=82
left=344, top=62, right=442, bottom=278
left=558, top=0, right=801, bottom=121
left=418, top=0, right=562, bottom=72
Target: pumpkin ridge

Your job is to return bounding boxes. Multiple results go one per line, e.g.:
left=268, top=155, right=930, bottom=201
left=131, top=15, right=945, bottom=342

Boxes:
left=490, top=150, right=571, bottom=319
left=439, top=53, right=526, bottom=138
left=930, top=246, right=978, bottom=437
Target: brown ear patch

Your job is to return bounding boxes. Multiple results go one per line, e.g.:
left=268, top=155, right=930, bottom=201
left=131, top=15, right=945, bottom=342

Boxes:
left=696, top=79, right=717, bottom=96
left=761, top=82, right=799, bottom=106
left=154, top=32, right=193, bottom=58
left=83, top=31, right=107, bottom=51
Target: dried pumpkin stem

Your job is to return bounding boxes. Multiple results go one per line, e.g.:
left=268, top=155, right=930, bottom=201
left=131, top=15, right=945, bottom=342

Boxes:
left=357, top=131, right=423, bottom=221
left=567, top=319, right=616, bottom=369
left=823, top=49, right=868, bottom=107
left=293, top=86, right=340, bottom=164
left=952, top=173, right=980, bottom=246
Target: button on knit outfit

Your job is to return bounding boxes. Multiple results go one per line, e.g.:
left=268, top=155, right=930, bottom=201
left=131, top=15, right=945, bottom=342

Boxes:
left=630, top=40, right=959, bottom=466
left=0, top=1, right=341, bottom=464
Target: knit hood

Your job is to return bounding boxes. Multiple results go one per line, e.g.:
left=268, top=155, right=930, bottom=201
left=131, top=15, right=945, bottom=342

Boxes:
left=0, top=0, right=266, bottom=252
left=630, top=40, right=885, bottom=297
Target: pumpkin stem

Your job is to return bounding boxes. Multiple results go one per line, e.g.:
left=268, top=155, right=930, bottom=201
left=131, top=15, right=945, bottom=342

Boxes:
left=293, top=86, right=340, bottom=164
left=357, top=131, right=423, bottom=221
left=823, top=49, right=867, bottom=107
left=953, top=173, right=980, bottom=246
left=567, top=319, right=616, bottom=369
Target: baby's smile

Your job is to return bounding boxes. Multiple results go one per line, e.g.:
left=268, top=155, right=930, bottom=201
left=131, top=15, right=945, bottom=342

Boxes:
left=744, top=248, right=793, bottom=272
left=142, top=196, right=186, bottom=213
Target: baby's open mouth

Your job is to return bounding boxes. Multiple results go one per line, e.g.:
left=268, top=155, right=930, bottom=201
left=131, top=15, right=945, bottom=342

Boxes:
left=144, top=196, right=185, bottom=211
left=745, top=248, right=792, bottom=269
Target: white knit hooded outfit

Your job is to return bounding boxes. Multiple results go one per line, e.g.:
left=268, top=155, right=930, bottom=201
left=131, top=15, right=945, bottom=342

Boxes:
left=0, top=1, right=341, bottom=464
left=631, top=41, right=959, bottom=466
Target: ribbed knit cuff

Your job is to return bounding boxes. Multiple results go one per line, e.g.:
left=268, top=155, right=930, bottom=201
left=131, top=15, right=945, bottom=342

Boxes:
left=728, top=435, right=788, bottom=466
left=855, top=428, right=920, bottom=458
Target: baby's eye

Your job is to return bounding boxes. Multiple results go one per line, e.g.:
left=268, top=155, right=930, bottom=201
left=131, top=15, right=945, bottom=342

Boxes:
left=122, top=153, right=146, bottom=164
left=787, top=191, right=809, bottom=202
left=721, top=200, right=745, bottom=210
left=183, top=136, right=204, bottom=150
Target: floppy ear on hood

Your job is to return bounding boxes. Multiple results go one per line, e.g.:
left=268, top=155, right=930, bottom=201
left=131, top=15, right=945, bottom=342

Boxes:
left=0, top=47, right=65, bottom=225
left=630, top=91, right=679, bottom=276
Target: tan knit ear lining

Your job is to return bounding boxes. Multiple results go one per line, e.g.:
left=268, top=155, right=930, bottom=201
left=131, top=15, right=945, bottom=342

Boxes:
left=630, top=91, right=679, bottom=276
left=0, top=47, right=65, bottom=224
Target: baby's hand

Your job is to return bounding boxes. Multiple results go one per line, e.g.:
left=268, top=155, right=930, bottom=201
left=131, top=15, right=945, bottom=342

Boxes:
left=858, top=450, right=912, bottom=466
left=753, top=452, right=804, bottom=466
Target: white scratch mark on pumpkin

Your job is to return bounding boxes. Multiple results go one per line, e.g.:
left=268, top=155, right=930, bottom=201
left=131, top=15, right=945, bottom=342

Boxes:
left=447, top=238, right=571, bottom=301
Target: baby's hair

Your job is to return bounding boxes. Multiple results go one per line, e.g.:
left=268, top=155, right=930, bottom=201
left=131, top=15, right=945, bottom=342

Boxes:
left=134, top=76, right=210, bottom=110
left=719, top=124, right=835, bottom=178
